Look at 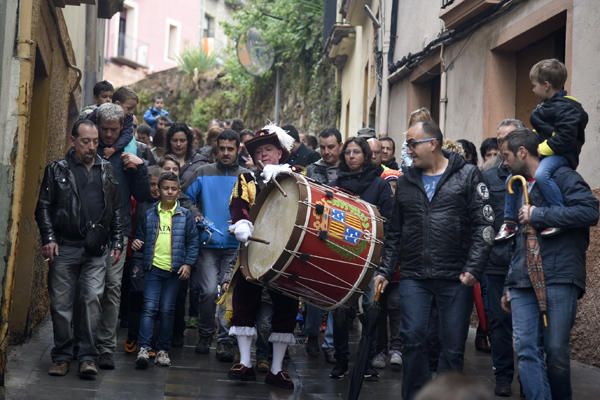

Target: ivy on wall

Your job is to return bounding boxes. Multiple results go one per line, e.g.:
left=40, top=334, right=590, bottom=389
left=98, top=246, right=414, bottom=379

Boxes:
left=190, top=0, right=339, bottom=132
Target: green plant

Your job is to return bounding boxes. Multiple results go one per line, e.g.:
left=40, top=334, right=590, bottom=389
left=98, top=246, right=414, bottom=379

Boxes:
left=217, top=0, right=337, bottom=130
left=177, top=47, right=217, bottom=77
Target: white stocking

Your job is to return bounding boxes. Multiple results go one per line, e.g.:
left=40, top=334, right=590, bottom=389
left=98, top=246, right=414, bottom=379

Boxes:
left=237, top=335, right=253, bottom=368
left=229, top=326, right=257, bottom=368
left=270, top=342, right=287, bottom=375
left=268, top=332, right=295, bottom=375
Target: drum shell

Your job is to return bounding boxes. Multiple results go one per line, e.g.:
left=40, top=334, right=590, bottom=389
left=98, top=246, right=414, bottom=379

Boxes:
left=248, top=173, right=383, bottom=310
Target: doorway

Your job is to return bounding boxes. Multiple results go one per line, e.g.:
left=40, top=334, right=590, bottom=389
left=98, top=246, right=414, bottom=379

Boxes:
left=515, top=27, right=566, bottom=127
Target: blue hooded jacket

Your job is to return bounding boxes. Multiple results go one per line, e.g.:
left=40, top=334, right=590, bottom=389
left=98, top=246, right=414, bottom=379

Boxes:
left=186, top=162, right=249, bottom=249
left=137, top=202, right=200, bottom=272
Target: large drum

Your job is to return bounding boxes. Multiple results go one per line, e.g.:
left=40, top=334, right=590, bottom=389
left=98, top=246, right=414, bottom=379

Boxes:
left=246, top=172, right=384, bottom=310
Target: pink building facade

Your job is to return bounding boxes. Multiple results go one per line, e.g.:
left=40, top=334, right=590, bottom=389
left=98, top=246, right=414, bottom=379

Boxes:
left=103, top=0, right=204, bottom=86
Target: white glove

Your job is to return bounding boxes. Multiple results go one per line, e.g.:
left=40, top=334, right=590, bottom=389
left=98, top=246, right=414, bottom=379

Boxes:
left=229, top=219, right=254, bottom=243
left=261, top=163, right=291, bottom=184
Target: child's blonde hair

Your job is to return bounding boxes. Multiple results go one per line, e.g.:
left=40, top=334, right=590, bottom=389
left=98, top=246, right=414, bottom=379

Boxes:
left=529, top=59, right=567, bottom=89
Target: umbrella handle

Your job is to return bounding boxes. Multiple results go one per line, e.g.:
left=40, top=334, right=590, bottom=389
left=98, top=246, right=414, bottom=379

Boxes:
left=374, top=282, right=384, bottom=303
left=508, top=175, right=529, bottom=206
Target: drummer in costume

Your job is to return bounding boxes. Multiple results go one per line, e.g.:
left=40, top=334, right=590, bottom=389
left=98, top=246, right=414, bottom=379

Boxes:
left=226, top=123, right=298, bottom=390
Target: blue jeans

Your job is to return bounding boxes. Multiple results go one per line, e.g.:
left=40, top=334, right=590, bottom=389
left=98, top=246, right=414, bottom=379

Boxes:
left=386, top=283, right=403, bottom=352
left=397, top=279, right=473, bottom=400
left=304, top=304, right=324, bottom=337
left=323, top=312, right=333, bottom=349
left=504, top=155, right=567, bottom=221
left=504, top=176, right=524, bottom=221
left=510, top=284, right=579, bottom=400
left=486, top=274, right=514, bottom=384
left=191, top=248, right=238, bottom=340
left=138, top=267, right=181, bottom=351
left=535, top=155, right=568, bottom=207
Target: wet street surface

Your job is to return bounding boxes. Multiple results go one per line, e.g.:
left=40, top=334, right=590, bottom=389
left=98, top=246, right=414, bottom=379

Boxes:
left=5, top=318, right=600, bottom=399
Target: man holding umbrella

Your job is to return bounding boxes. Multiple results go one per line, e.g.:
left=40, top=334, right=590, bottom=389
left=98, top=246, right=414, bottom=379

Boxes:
left=499, top=128, right=598, bottom=400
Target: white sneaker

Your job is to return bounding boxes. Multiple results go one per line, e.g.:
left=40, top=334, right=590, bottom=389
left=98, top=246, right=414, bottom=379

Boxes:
left=390, top=350, right=403, bottom=371
left=371, top=352, right=387, bottom=369
left=135, top=347, right=150, bottom=369
left=155, top=350, right=171, bottom=367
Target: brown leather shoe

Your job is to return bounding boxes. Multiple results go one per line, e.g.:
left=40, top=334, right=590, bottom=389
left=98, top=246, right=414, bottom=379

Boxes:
left=79, top=360, right=98, bottom=380
left=265, top=370, right=294, bottom=390
left=48, top=361, right=70, bottom=376
left=228, top=363, right=256, bottom=381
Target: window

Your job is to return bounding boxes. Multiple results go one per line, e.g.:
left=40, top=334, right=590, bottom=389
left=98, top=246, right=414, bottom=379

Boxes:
left=167, top=23, right=179, bottom=60
left=117, top=9, right=127, bottom=57
left=204, top=14, right=215, bottom=38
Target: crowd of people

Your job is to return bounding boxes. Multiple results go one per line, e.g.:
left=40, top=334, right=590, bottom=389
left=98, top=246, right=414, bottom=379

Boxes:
left=35, top=58, right=598, bottom=399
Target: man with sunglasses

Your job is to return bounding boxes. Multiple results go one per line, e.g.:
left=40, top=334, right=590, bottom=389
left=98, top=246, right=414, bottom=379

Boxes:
left=374, top=121, right=493, bottom=400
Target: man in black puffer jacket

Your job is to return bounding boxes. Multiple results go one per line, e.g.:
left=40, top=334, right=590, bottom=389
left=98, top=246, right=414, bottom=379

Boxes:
left=374, top=121, right=493, bottom=400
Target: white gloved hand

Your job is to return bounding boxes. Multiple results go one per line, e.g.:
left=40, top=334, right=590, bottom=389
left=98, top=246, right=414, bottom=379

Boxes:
left=229, top=219, right=254, bottom=243
left=260, top=163, right=291, bottom=184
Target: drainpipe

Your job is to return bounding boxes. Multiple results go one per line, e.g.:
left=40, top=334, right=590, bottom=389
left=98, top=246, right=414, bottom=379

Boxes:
left=84, top=4, right=98, bottom=106
left=439, top=44, right=448, bottom=134
left=378, top=0, right=390, bottom=136
left=0, top=0, right=34, bottom=380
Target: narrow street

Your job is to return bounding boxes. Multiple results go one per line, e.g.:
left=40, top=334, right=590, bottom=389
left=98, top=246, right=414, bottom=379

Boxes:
left=5, top=318, right=600, bottom=399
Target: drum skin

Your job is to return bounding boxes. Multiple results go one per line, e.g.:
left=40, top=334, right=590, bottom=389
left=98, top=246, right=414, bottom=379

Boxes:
left=248, top=173, right=383, bottom=310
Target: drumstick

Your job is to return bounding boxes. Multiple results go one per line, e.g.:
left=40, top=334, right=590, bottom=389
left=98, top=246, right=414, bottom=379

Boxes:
left=272, top=179, right=288, bottom=198
left=257, top=160, right=288, bottom=197
left=248, top=236, right=270, bottom=245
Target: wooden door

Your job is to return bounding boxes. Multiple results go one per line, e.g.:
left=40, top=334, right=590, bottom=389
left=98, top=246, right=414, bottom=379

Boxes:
left=515, top=27, right=565, bottom=127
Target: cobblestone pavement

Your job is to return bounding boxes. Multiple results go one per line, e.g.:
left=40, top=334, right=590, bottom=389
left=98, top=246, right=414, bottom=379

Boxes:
left=4, top=318, right=600, bottom=399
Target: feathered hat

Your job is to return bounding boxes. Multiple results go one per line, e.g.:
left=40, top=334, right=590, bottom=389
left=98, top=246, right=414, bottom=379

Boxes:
left=245, top=122, right=295, bottom=163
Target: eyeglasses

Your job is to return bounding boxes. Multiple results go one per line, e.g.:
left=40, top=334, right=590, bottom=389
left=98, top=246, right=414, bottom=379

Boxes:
left=344, top=149, right=363, bottom=156
left=406, top=138, right=435, bottom=150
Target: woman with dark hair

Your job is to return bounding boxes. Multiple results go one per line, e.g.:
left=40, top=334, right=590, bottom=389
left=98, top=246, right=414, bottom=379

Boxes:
left=166, top=123, right=209, bottom=190
left=457, top=139, right=478, bottom=166
left=329, top=137, right=394, bottom=381
left=336, top=137, right=394, bottom=219
left=152, top=128, right=168, bottom=160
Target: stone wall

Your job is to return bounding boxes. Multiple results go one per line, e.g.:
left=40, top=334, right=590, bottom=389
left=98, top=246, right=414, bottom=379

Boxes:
left=572, top=189, right=600, bottom=366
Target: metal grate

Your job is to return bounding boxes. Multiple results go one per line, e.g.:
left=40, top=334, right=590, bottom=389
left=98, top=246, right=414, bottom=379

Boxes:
left=442, top=0, right=456, bottom=9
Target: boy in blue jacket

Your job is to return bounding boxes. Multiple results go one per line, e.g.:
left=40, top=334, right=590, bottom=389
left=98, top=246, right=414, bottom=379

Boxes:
left=144, top=96, right=171, bottom=129
left=132, top=172, right=200, bottom=368
left=496, top=58, right=589, bottom=240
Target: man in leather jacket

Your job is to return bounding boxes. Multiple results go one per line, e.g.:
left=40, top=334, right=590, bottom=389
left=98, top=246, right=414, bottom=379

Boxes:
left=481, top=118, right=523, bottom=397
left=35, top=119, right=123, bottom=380
left=374, top=121, right=493, bottom=400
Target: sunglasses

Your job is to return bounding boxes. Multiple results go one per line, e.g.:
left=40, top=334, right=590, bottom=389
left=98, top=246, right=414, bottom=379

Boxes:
left=406, top=138, right=435, bottom=150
